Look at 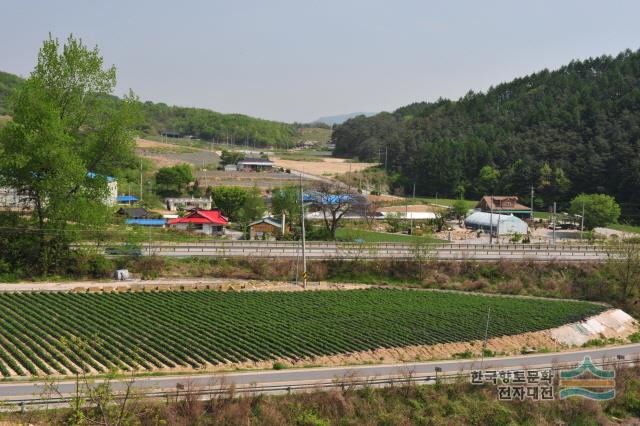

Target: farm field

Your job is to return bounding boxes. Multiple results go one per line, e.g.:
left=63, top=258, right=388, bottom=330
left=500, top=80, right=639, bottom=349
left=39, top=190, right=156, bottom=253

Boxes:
left=0, top=289, right=605, bottom=377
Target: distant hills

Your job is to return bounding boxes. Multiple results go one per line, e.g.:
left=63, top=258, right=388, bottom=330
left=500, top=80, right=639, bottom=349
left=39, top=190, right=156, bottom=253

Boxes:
left=0, top=70, right=297, bottom=148
left=332, top=49, right=640, bottom=221
left=315, top=112, right=377, bottom=126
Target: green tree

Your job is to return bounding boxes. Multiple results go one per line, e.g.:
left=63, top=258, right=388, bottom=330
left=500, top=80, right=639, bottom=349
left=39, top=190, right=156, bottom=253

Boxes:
left=0, top=34, right=139, bottom=276
left=220, top=150, right=245, bottom=166
left=155, top=164, right=193, bottom=196
left=476, top=165, right=500, bottom=195
left=271, top=186, right=301, bottom=227
left=452, top=198, right=468, bottom=224
left=209, top=186, right=249, bottom=221
left=238, top=186, right=266, bottom=224
left=569, top=194, right=621, bottom=230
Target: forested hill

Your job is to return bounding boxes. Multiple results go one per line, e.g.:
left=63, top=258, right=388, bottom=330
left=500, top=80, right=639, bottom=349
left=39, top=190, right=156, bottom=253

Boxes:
left=332, top=49, right=640, bottom=219
left=0, top=70, right=296, bottom=148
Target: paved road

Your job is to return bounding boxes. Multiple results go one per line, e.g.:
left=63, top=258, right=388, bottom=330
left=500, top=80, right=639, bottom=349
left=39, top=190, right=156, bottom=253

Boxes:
left=1, top=344, right=637, bottom=401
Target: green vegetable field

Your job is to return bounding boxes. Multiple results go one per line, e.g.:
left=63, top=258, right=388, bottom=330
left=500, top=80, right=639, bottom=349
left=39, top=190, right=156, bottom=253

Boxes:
left=0, top=289, right=605, bottom=377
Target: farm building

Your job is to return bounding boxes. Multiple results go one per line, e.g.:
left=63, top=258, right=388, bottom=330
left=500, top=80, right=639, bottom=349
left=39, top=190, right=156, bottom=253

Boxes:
left=477, top=196, right=531, bottom=218
left=116, top=207, right=149, bottom=219
left=464, top=211, right=529, bottom=235
left=167, top=209, right=228, bottom=235
left=165, top=196, right=213, bottom=212
left=237, top=158, right=274, bottom=172
left=248, top=216, right=285, bottom=240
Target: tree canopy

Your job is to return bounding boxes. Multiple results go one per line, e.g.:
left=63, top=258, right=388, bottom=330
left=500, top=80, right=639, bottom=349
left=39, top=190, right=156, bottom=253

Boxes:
left=0, top=34, right=140, bottom=275
left=569, top=194, right=621, bottom=230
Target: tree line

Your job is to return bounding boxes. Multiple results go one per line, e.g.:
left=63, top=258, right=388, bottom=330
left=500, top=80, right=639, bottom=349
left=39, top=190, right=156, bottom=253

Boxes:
left=0, top=70, right=297, bottom=148
left=332, top=49, right=640, bottom=221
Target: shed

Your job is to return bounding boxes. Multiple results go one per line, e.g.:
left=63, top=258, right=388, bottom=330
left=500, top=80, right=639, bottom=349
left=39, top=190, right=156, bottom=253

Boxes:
left=126, top=218, right=166, bottom=227
left=248, top=217, right=284, bottom=240
left=237, top=158, right=274, bottom=172
left=117, top=207, right=149, bottom=218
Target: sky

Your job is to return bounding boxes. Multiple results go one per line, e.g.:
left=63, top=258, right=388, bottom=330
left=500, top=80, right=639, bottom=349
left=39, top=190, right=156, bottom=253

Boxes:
left=1, top=1, right=640, bottom=123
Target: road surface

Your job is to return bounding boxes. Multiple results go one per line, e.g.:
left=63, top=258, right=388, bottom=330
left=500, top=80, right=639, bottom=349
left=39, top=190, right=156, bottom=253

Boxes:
left=1, top=344, right=637, bottom=402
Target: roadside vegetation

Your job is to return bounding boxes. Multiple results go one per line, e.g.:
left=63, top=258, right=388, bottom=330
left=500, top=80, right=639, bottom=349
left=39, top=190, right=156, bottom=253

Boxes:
left=6, top=364, right=640, bottom=425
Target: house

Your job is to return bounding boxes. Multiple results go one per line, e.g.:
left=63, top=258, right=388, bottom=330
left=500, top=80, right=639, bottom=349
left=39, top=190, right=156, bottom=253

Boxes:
left=87, top=172, right=118, bottom=206
left=165, top=197, right=213, bottom=212
left=248, top=216, right=285, bottom=240
left=237, top=158, right=274, bottom=172
left=167, top=209, right=229, bottom=235
left=117, top=207, right=149, bottom=219
left=224, top=164, right=238, bottom=172
left=0, top=187, right=33, bottom=211
left=0, top=172, right=117, bottom=211
left=477, top=196, right=531, bottom=218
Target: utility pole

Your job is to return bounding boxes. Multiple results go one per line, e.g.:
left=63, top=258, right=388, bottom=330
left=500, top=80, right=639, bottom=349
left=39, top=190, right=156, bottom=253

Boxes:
left=139, top=160, right=143, bottom=202
left=489, top=196, right=494, bottom=245
left=581, top=203, right=585, bottom=240
left=480, top=307, right=491, bottom=371
left=530, top=185, right=534, bottom=220
left=299, top=173, right=307, bottom=289
left=385, top=146, right=388, bottom=172
left=552, top=202, right=557, bottom=245
left=410, top=182, right=416, bottom=235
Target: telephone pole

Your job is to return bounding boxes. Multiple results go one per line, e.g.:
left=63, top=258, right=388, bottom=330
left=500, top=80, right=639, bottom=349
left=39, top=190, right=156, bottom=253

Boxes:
left=489, top=196, right=494, bottom=245
left=139, top=160, right=143, bottom=201
left=299, top=173, right=307, bottom=289
left=581, top=203, right=585, bottom=239
left=552, top=202, right=557, bottom=245
left=530, top=185, right=534, bottom=219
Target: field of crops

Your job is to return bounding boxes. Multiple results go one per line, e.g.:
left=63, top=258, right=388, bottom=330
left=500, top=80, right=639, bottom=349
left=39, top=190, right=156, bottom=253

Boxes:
left=0, top=289, right=605, bottom=377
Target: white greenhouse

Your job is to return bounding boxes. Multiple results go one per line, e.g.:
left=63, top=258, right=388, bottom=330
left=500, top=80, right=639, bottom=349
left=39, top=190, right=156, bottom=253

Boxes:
left=464, top=211, right=529, bottom=235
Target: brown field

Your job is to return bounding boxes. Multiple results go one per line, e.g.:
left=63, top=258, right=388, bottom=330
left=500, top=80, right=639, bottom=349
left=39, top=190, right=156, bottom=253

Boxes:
left=271, top=156, right=375, bottom=176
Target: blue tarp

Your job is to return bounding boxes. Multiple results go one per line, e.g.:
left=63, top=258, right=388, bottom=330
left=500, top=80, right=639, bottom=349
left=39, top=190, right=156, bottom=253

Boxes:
left=87, top=172, right=115, bottom=183
left=126, top=219, right=166, bottom=226
left=117, top=195, right=139, bottom=203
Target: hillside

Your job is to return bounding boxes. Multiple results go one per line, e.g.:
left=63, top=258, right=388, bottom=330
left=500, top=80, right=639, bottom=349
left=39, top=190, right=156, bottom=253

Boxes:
left=332, top=49, right=640, bottom=220
left=0, top=70, right=297, bottom=148
left=0, top=71, right=23, bottom=115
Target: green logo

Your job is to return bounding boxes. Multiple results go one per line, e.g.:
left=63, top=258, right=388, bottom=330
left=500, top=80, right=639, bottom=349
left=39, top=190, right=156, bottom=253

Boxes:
left=558, top=356, right=615, bottom=400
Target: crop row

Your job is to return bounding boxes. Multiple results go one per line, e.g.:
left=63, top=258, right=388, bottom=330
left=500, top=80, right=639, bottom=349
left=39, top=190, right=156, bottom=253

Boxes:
left=0, top=289, right=605, bottom=377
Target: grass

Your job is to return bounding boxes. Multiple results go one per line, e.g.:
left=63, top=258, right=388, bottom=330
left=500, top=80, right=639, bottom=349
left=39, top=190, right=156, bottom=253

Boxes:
left=335, top=228, right=446, bottom=243
left=292, top=127, right=332, bottom=145
left=608, top=223, right=640, bottom=234
left=0, top=289, right=604, bottom=377
left=416, top=197, right=477, bottom=209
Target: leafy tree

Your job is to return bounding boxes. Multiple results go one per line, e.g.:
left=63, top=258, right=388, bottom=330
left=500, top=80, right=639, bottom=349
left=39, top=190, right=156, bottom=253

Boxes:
left=475, top=165, right=500, bottom=195
left=452, top=199, right=468, bottom=224
left=155, top=164, right=193, bottom=196
left=209, top=186, right=249, bottom=221
left=0, top=34, right=139, bottom=276
left=569, top=194, right=621, bottom=230
left=272, top=186, right=302, bottom=225
left=237, top=186, right=266, bottom=224
left=220, top=150, right=245, bottom=166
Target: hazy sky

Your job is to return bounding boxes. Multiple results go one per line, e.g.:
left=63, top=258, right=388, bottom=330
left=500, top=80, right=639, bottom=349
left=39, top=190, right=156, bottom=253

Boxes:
left=1, top=1, right=639, bottom=122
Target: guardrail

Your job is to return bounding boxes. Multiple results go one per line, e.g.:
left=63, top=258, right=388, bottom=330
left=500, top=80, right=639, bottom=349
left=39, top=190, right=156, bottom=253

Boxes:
left=2, top=357, right=634, bottom=411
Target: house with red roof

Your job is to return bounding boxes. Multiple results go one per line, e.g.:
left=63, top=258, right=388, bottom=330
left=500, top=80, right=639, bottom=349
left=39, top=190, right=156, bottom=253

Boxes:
left=167, top=209, right=229, bottom=235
